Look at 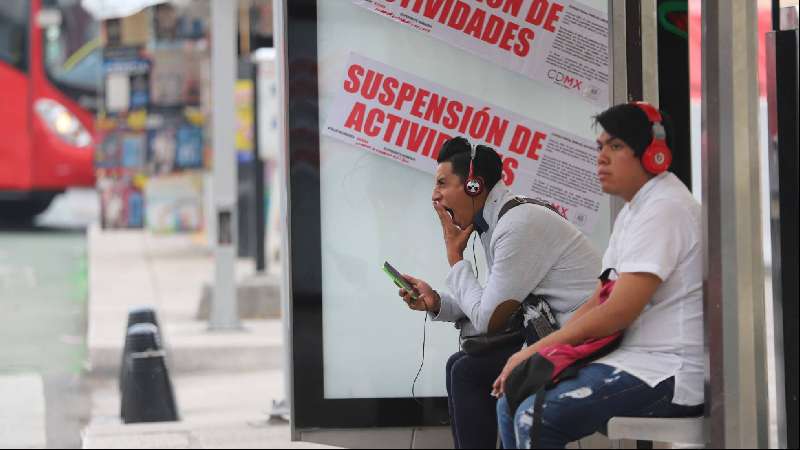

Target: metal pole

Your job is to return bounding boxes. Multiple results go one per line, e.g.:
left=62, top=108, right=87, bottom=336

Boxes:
left=609, top=0, right=628, bottom=105
left=701, top=1, right=769, bottom=447
left=608, top=0, right=628, bottom=220
left=640, top=0, right=659, bottom=106
left=772, top=0, right=781, bottom=32
left=272, top=0, right=295, bottom=437
left=210, top=0, right=240, bottom=330
left=624, top=0, right=643, bottom=101
left=766, top=19, right=799, bottom=449
left=253, top=61, right=266, bottom=273
left=608, top=0, right=659, bottom=217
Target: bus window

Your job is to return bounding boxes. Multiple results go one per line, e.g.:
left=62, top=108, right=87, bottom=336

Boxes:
left=0, top=0, right=28, bottom=72
left=41, top=0, right=100, bottom=111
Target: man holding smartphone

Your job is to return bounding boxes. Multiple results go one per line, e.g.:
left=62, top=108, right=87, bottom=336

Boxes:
left=397, top=137, right=600, bottom=449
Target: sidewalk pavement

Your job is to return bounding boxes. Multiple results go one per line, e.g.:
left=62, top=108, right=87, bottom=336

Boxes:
left=82, top=225, right=335, bottom=449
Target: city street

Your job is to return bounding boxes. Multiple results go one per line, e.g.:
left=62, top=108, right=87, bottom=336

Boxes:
left=0, top=0, right=795, bottom=447
left=0, top=189, right=97, bottom=448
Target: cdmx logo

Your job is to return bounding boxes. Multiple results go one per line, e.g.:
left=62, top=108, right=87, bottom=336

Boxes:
left=547, top=69, right=584, bottom=90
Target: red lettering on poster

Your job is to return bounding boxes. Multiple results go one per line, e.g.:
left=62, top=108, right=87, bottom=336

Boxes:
left=339, top=63, right=537, bottom=181
left=525, top=0, right=564, bottom=31
left=501, top=155, right=518, bottom=185
left=365, top=108, right=385, bottom=137
left=509, top=125, right=546, bottom=161
left=344, top=102, right=367, bottom=132
left=550, top=203, right=569, bottom=218
left=344, top=64, right=365, bottom=93
left=528, top=131, right=547, bottom=160
left=542, top=2, right=564, bottom=32
left=387, top=0, right=546, bottom=58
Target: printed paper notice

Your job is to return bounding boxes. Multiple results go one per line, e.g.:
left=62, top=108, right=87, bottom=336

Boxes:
left=323, top=53, right=604, bottom=232
left=354, top=0, right=609, bottom=106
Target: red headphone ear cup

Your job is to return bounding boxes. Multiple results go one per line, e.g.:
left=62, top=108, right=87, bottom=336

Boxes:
left=642, top=141, right=672, bottom=174
left=464, top=176, right=485, bottom=197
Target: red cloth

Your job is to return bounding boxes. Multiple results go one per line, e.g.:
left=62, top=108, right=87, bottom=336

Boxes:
left=538, top=275, right=620, bottom=379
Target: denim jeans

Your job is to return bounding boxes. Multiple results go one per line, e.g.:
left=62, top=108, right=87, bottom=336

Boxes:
left=496, top=363, right=704, bottom=449
left=446, top=343, right=520, bottom=449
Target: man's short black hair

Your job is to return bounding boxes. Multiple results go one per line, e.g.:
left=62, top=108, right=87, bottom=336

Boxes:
left=593, top=103, right=674, bottom=158
left=437, top=136, right=503, bottom=192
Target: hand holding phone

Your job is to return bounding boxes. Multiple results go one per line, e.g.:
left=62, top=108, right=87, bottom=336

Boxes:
left=383, top=261, right=419, bottom=300
left=384, top=263, right=441, bottom=314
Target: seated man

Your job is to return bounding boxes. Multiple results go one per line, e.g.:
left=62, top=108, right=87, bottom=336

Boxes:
left=398, top=136, right=600, bottom=449
left=494, top=102, right=705, bottom=449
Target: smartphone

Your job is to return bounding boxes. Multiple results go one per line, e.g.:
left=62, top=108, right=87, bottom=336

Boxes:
left=382, top=261, right=419, bottom=300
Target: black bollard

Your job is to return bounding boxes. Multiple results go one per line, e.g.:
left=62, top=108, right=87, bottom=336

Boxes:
left=119, top=323, right=163, bottom=391
left=120, top=306, right=160, bottom=390
left=120, top=323, right=162, bottom=392
left=121, top=350, right=179, bottom=423
left=121, top=307, right=165, bottom=378
left=125, top=323, right=162, bottom=352
left=126, top=306, right=160, bottom=330
left=119, top=324, right=163, bottom=418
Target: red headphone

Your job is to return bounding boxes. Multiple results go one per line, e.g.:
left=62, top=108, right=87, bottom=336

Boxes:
left=464, top=144, right=485, bottom=197
left=632, top=101, right=672, bottom=175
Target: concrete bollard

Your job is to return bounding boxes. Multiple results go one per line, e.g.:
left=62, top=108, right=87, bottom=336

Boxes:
left=120, top=350, right=179, bottom=423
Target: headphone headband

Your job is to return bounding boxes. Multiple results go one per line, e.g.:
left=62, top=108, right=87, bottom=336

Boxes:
left=468, top=144, right=476, bottom=177
left=464, top=141, right=484, bottom=197
left=632, top=101, right=663, bottom=124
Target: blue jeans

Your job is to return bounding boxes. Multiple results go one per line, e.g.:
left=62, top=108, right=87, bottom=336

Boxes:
left=446, top=344, right=519, bottom=449
left=496, top=363, right=704, bottom=449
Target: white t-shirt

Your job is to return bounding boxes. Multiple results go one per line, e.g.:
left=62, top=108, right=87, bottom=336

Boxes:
left=594, top=172, right=705, bottom=406
left=432, top=184, right=601, bottom=336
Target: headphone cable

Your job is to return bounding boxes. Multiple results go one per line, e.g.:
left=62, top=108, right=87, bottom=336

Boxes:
left=471, top=196, right=479, bottom=280
left=411, top=295, right=429, bottom=405
left=472, top=232, right=479, bottom=280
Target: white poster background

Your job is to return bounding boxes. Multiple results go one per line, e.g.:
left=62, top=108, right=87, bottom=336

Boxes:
left=317, top=0, right=609, bottom=400
left=324, top=53, right=603, bottom=233
left=354, top=0, right=609, bottom=106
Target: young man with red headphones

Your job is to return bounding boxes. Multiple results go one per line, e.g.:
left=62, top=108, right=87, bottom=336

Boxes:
left=495, top=102, right=705, bottom=448
left=397, top=136, right=601, bottom=449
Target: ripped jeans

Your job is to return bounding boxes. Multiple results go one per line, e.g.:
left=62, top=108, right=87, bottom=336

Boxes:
left=496, top=363, right=704, bottom=449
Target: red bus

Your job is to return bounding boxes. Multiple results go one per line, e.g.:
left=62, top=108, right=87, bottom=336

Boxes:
left=0, top=0, right=98, bottom=221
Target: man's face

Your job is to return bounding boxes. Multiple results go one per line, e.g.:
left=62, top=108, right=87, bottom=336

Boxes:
left=432, top=162, right=473, bottom=229
left=596, top=131, right=650, bottom=201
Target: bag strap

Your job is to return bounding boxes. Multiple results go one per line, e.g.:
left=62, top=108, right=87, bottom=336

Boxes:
left=498, top=197, right=564, bottom=343
left=498, top=197, right=566, bottom=222
left=599, top=267, right=618, bottom=283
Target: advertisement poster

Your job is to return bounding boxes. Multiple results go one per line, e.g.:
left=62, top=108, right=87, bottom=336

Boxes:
left=354, top=0, right=609, bottom=106
left=323, top=53, right=603, bottom=232
left=144, top=173, right=204, bottom=233
left=102, top=47, right=151, bottom=114
left=234, top=79, right=255, bottom=157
